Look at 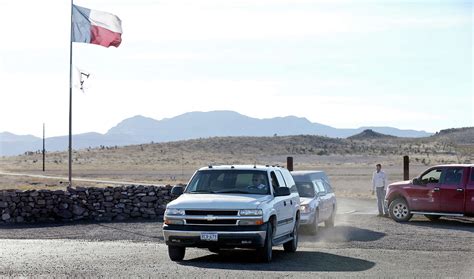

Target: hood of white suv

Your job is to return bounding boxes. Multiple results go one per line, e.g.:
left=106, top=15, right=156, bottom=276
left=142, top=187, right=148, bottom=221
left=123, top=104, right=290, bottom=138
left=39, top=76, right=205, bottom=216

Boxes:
left=166, top=193, right=272, bottom=210
left=299, top=197, right=316, bottom=206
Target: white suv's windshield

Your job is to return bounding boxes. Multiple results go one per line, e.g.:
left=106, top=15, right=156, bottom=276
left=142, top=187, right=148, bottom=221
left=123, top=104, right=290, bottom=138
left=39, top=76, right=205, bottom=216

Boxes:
left=186, top=170, right=270, bottom=195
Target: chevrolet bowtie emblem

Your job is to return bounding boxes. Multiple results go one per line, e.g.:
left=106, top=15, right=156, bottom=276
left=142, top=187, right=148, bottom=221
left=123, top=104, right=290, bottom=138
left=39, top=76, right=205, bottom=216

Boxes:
left=206, top=215, right=216, bottom=221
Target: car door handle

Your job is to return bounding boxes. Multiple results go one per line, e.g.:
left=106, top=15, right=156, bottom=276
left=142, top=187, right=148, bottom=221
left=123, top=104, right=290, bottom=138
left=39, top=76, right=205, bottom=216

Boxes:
left=290, top=200, right=293, bottom=205
left=433, top=187, right=440, bottom=192
left=283, top=201, right=287, bottom=206
left=456, top=188, right=464, bottom=192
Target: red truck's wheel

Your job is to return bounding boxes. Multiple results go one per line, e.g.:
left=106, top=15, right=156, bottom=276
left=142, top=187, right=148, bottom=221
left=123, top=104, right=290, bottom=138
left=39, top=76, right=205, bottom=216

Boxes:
left=389, top=198, right=413, bottom=222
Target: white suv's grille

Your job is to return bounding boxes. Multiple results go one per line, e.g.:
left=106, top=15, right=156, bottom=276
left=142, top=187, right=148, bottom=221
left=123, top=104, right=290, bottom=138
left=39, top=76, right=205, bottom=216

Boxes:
left=181, top=210, right=240, bottom=226
left=186, top=219, right=237, bottom=225
left=185, top=210, right=238, bottom=216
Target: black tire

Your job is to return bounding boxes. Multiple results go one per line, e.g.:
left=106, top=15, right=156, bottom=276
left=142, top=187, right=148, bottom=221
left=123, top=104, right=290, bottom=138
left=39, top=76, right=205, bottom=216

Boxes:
left=308, top=211, right=319, bottom=235
left=425, top=215, right=441, bottom=221
left=257, top=223, right=273, bottom=262
left=168, top=246, right=185, bottom=261
left=325, top=207, right=336, bottom=228
left=283, top=220, right=299, bottom=252
left=208, top=247, right=220, bottom=253
left=389, top=198, right=413, bottom=222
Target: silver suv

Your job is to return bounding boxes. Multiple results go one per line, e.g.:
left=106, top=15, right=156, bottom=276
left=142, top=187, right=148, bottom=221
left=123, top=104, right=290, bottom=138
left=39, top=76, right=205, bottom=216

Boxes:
left=163, top=165, right=300, bottom=262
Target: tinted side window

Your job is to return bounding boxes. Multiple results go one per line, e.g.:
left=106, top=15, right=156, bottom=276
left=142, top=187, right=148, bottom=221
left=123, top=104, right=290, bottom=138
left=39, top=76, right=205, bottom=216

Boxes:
left=471, top=168, right=474, bottom=182
left=442, top=168, right=463, bottom=185
left=281, top=169, right=298, bottom=193
left=314, top=180, right=326, bottom=194
left=323, top=181, right=334, bottom=193
left=420, top=168, right=442, bottom=184
left=270, top=171, right=281, bottom=193
left=312, top=181, right=321, bottom=195
left=275, top=171, right=287, bottom=188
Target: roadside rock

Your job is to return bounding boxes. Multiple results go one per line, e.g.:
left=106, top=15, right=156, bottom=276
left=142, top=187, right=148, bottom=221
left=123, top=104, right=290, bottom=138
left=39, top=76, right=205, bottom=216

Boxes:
left=56, top=210, right=73, bottom=219
left=0, top=185, right=174, bottom=224
left=72, top=205, right=86, bottom=216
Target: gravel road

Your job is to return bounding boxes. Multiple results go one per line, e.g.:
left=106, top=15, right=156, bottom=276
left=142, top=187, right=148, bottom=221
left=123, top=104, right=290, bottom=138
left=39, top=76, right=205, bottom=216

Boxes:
left=1, top=198, right=473, bottom=278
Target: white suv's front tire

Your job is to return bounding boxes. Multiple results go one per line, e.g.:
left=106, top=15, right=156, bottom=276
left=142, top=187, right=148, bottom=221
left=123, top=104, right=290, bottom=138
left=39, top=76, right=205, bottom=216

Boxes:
left=257, top=223, right=273, bottom=262
left=168, top=246, right=185, bottom=261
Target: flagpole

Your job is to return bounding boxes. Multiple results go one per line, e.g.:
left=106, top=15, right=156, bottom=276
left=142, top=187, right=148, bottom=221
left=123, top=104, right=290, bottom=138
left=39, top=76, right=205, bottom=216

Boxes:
left=42, top=123, right=45, bottom=172
left=68, top=0, right=74, bottom=187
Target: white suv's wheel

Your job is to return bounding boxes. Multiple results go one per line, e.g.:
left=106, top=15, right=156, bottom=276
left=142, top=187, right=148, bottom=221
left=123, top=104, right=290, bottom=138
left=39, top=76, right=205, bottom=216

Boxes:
left=308, top=211, right=319, bottom=235
left=283, top=220, right=298, bottom=252
left=257, top=223, right=273, bottom=262
left=168, top=246, right=185, bottom=261
left=325, top=207, right=335, bottom=228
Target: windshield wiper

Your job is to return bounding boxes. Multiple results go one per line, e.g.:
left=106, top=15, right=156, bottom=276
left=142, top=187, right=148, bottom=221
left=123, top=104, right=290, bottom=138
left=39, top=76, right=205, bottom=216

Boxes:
left=187, top=190, right=216, bottom=194
left=214, top=190, right=252, bottom=194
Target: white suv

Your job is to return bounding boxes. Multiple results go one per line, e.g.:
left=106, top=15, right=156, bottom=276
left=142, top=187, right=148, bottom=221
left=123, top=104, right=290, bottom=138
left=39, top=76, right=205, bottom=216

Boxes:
left=163, top=165, right=300, bottom=262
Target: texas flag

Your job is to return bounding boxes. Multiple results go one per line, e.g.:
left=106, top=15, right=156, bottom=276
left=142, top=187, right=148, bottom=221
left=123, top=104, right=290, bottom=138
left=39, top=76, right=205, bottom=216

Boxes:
left=72, top=5, right=122, bottom=48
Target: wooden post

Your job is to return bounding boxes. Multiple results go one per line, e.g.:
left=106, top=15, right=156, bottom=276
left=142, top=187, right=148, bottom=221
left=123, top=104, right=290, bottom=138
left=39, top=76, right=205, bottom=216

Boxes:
left=403, top=155, right=409, bottom=180
left=287, top=156, right=293, bottom=171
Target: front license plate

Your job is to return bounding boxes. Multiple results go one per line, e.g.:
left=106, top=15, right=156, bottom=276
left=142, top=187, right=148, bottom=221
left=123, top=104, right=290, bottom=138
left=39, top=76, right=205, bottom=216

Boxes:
left=200, top=233, right=218, bottom=241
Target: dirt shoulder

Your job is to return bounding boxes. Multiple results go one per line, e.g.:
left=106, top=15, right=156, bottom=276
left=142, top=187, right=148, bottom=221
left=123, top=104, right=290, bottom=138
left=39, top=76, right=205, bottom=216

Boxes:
left=1, top=198, right=472, bottom=255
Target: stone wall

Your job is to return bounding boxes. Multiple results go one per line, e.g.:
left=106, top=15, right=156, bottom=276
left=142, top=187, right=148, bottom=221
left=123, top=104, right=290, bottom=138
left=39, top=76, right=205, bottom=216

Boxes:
left=0, top=185, right=174, bottom=223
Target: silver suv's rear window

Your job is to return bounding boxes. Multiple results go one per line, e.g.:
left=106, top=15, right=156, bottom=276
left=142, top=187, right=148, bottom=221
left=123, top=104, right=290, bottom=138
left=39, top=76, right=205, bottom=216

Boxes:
left=186, top=170, right=270, bottom=195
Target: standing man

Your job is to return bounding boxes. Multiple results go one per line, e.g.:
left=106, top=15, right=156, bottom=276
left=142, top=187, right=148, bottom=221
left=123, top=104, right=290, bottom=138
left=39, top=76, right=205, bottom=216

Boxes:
left=372, top=164, right=388, bottom=216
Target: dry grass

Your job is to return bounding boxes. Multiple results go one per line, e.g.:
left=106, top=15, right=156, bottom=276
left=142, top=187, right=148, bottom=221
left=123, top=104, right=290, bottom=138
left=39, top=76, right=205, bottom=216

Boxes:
left=1, top=134, right=469, bottom=199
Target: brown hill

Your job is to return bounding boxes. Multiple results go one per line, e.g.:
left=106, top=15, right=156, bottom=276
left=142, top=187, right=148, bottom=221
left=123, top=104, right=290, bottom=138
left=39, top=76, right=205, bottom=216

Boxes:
left=348, top=129, right=397, bottom=140
left=2, top=133, right=470, bottom=173
left=431, top=127, right=474, bottom=145
left=1, top=132, right=472, bottom=191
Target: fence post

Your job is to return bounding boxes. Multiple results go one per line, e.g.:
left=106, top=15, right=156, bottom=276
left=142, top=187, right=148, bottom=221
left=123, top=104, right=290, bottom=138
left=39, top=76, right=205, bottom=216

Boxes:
left=403, top=155, right=409, bottom=180
left=287, top=156, right=293, bottom=171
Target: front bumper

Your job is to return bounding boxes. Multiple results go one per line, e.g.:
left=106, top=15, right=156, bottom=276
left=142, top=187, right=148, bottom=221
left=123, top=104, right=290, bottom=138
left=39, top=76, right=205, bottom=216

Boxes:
left=163, top=224, right=267, bottom=248
left=299, top=212, right=316, bottom=225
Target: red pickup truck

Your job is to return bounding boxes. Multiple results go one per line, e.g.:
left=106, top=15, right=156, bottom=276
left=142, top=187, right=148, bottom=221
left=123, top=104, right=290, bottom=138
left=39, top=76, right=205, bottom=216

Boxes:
left=385, top=164, right=474, bottom=222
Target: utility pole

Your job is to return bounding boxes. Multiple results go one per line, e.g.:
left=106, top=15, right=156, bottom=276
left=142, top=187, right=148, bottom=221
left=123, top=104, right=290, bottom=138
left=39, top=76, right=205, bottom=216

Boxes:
left=42, top=123, right=45, bottom=172
left=181, top=152, right=184, bottom=180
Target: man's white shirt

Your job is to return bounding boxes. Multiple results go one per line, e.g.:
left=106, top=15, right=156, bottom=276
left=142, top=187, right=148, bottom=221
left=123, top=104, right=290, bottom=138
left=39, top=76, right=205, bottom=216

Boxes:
left=372, top=171, right=387, bottom=190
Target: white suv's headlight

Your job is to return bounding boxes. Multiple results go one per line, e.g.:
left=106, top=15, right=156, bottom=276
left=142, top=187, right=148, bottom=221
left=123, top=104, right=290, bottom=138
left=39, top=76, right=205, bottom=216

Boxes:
left=165, top=208, right=185, bottom=216
left=239, top=209, right=263, bottom=216
left=300, top=205, right=312, bottom=214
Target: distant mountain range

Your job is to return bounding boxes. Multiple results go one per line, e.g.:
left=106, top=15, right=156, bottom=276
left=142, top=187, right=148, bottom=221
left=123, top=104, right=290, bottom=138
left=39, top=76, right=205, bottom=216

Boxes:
left=0, top=110, right=434, bottom=156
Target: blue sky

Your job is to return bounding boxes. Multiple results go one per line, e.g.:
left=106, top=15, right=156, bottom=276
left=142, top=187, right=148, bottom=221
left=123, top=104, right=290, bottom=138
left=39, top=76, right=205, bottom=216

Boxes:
left=0, top=0, right=472, bottom=137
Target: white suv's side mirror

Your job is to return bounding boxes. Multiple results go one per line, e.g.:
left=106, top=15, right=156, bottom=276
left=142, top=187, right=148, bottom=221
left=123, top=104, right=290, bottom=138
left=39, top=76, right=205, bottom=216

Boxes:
left=171, top=185, right=184, bottom=196
left=274, top=187, right=290, bottom=197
